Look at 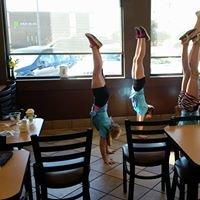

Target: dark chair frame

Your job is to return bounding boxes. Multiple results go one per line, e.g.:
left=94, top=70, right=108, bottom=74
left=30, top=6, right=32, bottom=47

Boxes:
left=0, top=81, right=24, bottom=120
left=0, top=86, right=13, bottom=119
left=169, top=115, right=200, bottom=200
left=123, top=119, right=172, bottom=200
left=31, top=128, right=93, bottom=200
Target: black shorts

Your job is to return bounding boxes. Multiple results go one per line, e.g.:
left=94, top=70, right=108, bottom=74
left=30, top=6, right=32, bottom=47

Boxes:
left=92, top=86, right=109, bottom=108
left=133, top=77, right=145, bottom=91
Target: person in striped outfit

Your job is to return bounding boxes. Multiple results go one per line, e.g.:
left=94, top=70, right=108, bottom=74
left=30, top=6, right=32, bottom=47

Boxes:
left=178, top=27, right=200, bottom=123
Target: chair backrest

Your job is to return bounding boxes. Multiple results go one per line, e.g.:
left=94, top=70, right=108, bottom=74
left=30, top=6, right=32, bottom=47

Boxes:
left=31, top=129, right=93, bottom=179
left=0, top=86, right=13, bottom=120
left=125, top=119, right=171, bottom=161
left=9, top=81, right=17, bottom=109
left=170, top=115, right=200, bottom=126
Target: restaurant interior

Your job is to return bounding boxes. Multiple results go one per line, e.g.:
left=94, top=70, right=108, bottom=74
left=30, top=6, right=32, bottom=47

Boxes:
left=0, top=0, right=200, bottom=199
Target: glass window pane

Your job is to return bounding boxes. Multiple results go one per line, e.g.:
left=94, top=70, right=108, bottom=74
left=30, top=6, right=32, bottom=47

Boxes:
left=151, top=0, right=200, bottom=75
left=5, top=0, right=122, bottom=78
left=12, top=53, right=122, bottom=77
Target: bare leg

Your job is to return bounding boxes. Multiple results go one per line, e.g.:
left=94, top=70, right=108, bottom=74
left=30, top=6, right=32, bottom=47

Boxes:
left=91, top=46, right=105, bottom=89
left=132, top=38, right=146, bottom=79
left=181, top=42, right=190, bottom=92
left=132, top=38, right=146, bottom=123
left=186, top=42, right=200, bottom=98
left=85, top=33, right=104, bottom=89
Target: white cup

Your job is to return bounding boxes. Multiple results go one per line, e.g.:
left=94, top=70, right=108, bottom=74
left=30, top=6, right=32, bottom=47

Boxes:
left=60, top=66, right=68, bottom=78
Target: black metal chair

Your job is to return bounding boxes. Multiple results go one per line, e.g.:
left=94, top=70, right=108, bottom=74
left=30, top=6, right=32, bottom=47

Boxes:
left=170, top=115, right=200, bottom=200
left=0, top=81, right=25, bottom=120
left=122, top=119, right=171, bottom=200
left=0, top=135, right=7, bottom=150
left=9, top=81, right=17, bottom=109
left=31, top=128, right=93, bottom=200
left=0, top=86, right=13, bottom=120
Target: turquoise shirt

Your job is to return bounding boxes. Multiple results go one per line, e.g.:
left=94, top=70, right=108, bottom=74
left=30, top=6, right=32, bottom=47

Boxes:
left=130, top=87, right=148, bottom=116
left=90, top=103, right=111, bottom=138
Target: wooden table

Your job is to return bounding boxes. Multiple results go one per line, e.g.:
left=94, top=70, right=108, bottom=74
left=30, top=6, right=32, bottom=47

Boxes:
left=165, top=124, right=200, bottom=166
left=165, top=124, right=200, bottom=199
left=0, top=118, right=44, bottom=148
left=0, top=150, right=32, bottom=199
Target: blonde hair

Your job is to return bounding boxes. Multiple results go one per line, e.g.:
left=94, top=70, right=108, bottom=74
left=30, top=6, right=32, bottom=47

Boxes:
left=109, top=122, right=121, bottom=139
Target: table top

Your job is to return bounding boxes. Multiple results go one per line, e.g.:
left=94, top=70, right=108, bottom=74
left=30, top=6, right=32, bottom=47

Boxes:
left=0, top=118, right=44, bottom=147
left=0, top=149, right=30, bottom=199
left=165, top=124, right=200, bottom=166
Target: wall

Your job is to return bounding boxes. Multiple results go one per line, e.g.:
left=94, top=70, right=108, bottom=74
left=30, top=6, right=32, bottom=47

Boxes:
left=15, top=77, right=181, bottom=120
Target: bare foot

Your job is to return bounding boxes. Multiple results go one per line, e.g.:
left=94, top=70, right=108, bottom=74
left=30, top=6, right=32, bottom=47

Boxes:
left=179, top=28, right=196, bottom=44
left=194, top=11, right=200, bottom=30
left=85, top=33, right=102, bottom=48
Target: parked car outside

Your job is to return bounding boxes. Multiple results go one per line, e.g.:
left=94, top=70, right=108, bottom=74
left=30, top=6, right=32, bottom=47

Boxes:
left=12, top=46, right=78, bottom=77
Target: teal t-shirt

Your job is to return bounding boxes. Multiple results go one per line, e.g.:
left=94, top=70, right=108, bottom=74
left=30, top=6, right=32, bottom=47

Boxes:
left=130, top=87, right=148, bottom=116
left=90, top=104, right=111, bottom=138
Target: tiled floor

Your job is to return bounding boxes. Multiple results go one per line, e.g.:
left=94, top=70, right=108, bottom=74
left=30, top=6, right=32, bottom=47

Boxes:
left=24, top=126, right=181, bottom=200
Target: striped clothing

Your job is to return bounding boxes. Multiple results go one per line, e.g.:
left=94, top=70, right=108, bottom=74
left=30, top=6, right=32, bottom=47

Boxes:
left=178, top=91, right=200, bottom=112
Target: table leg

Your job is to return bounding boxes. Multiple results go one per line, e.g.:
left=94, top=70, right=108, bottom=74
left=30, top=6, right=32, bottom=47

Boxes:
left=24, top=157, right=33, bottom=200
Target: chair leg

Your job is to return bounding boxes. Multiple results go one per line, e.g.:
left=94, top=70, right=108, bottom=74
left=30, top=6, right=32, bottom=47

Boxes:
left=83, top=180, right=90, bottom=200
left=123, top=154, right=127, bottom=193
left=161, top=164, right=165, bottom=192
left=128, top=167, right=135, bottom=200
left=164, top=164, right=172, bottom=200
left=171, top=168, right=178, bottom=200
left=41, top=185, right=48, bottom=200
left=35, top=182, right=41, bottom=200
left=186, top=182, right=198, bottom=200
left=179, top=180, right=185, bottom=200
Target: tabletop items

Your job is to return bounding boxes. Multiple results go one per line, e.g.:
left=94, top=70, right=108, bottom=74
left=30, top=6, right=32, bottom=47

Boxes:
left=25, top=108, right=36, bottom=123
left=0, top=116, right=43, bottom=200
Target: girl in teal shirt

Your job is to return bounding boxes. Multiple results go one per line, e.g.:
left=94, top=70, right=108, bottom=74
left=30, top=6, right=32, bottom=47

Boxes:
left=86, top=33, right=121, bottom=165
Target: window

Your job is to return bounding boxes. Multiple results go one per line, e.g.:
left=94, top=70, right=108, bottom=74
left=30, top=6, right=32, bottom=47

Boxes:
left=151, top=0, right=200, bottom=75
left=5, top=0, right=122, bottom=78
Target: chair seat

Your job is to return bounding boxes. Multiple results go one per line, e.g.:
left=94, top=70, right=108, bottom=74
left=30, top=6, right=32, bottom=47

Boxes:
left=44, top=167, right=84, bottom=188
left=175, top=156, right=200, bottom=183
left=41, top=158, right=84, bottom=188
left=122, top=144, right=166, bottom=166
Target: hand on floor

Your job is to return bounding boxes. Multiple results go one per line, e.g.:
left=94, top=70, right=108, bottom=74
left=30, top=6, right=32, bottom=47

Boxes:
left=104, top=158, right=116, bottom=166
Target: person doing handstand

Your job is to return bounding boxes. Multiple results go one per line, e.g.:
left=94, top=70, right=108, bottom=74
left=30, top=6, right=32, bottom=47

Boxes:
left=129, top=26, right=155, bottom=122
left=177, top=28, right=200, bottom=123
left=85, top=33, right=121, bottom=165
